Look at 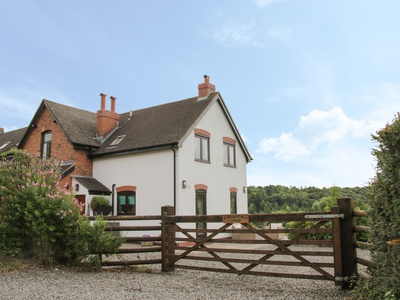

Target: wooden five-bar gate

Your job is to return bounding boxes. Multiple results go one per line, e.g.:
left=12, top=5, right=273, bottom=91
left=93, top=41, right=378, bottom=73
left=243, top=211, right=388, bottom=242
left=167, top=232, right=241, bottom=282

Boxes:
left=95, top=197, right=372, bottom=290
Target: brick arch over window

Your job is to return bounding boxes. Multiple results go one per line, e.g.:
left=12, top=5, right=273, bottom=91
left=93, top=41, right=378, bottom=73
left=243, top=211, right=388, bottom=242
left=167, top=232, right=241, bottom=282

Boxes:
left=229, top=187, right=238, bottom=193
left=194, top=128, right=211, bottom=137
left=116, top=185, right=137, bottom=193
left=195, top=184, right=208, bottom=191
left=223, top=137, right=236, bottom=145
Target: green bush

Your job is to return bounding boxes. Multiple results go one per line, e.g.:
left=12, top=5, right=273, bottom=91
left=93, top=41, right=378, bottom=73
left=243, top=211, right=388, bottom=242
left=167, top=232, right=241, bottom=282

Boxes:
left=90, top=196, right=109, bottom=211
left=65, top=216, right=123, bottom=268
left=285, top=220, right=332, bottom=241
left=0, top=150, right=122, bottom=265
left=352, top=114, right=400, bottom=299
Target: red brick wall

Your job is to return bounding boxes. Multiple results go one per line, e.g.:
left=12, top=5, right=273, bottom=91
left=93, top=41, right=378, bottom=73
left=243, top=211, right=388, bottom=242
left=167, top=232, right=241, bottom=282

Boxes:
left=22, top=108, right=93, bottom=187
left=96, top=109, right=119, bottom=139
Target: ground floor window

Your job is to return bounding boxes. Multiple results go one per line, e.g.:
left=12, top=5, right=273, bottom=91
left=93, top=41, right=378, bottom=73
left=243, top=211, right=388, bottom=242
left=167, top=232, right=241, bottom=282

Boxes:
left=230, top=191, right=237, bottom=214
left=117, top=191, right=136, bottom=215
left=196, top=189, right=207, bottom=237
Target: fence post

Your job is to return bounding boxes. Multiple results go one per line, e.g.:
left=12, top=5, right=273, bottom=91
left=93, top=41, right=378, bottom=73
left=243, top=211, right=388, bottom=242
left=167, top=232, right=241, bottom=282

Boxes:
left=331, top=205, right=343, bottom=287
left=161, top=205, right=175, bottom=272
left=337, top=197, right=357, bottom=289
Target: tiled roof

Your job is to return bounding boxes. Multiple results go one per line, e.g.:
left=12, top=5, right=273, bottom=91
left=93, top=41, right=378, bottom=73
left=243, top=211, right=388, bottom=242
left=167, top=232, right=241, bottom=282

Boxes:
left=73, top=176, right=111, bottom=194
left=93, top=94, right=215, bottom=156
left=60, top=160, right=75, bottom=178
left=12, top=91, right=252, bottom=161
left=44, top=100, right=100, bottom=147
left=0, top=127, right=28, bottom=155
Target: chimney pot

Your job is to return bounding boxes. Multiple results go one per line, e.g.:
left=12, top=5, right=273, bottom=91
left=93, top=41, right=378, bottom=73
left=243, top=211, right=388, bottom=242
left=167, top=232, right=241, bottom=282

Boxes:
left=100, top=93, right=107, bottom=110
left=0, top=127, right=3, bottom=134
left=198, top=75, right=216, bottom=99
left=110, top=96, right=117, bottom=112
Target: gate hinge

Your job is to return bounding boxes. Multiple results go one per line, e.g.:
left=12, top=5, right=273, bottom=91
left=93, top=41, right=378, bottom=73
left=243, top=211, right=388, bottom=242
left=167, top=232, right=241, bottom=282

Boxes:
left=305, top=214, right=344, bottom=219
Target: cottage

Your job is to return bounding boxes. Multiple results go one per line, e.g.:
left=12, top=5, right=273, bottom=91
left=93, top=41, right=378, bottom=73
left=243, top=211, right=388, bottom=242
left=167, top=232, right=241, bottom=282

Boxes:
left=0, top=76, right=252, bottom=221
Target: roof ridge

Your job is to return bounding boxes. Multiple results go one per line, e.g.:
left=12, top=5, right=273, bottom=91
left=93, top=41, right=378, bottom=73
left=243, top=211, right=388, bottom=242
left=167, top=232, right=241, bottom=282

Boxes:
left=43, top=99, right=96, bottom=115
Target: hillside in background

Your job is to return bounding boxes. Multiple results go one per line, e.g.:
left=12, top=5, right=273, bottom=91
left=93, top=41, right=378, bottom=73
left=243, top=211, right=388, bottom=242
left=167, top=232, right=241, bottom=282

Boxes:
left=247, top=185, right=369, bottom=214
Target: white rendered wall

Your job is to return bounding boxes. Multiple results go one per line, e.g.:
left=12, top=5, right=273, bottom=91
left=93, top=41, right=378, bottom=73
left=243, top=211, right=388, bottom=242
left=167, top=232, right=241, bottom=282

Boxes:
left=93, top=149, right=174, bottom=216
left=176, top=100, right=248, bottom=218
left=71, top=177, right=90, bottom=215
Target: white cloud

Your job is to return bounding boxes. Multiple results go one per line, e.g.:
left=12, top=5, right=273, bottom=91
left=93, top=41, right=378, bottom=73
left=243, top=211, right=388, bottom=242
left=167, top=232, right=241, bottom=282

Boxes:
left=204, top=14, right=293, bottom=48
left=254, top=0, right=285, bottom=9
left=257, top=107, right=381, bottom=161
left=257, top=133, right=310, bottom=161
left=249, top=139, right=374, bottom=188
left=299, top=107, right=382, bottom=143
left=208, top=20, right=262, bottom=48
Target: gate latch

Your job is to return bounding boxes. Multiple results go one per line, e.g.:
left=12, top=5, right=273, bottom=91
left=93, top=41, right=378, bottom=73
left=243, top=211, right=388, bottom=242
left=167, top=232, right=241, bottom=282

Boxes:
left=305, top=214, right=344, bottom=219
left=335, top=277, right=349, bottom=282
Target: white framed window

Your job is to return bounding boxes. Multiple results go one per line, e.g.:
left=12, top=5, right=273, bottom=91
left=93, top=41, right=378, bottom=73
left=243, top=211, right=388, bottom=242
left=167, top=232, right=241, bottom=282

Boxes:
left=42, top=131, right=52, bottom=160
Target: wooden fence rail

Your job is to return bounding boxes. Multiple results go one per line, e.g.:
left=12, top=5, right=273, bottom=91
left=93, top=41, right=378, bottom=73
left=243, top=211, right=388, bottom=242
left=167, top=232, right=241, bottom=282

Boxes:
left=88, top=214, right=163, bottom=266
left=89, top=198, right=372, bottom=290
left=352, top=209, right=375, bottom=268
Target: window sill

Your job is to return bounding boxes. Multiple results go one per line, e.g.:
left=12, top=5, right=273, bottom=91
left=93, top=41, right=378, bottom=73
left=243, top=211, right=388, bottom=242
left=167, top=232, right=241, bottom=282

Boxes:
left=224, top=164, right=236, bottom=168
left=195, top=159, right=211, bottom=164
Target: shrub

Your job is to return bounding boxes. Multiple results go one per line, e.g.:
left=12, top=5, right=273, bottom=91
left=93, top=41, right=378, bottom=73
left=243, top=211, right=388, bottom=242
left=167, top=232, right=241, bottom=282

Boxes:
left=91, top=196, right=112, bottom=216
left=0, top=150, right=122, bottom=265
left=352, top=114, right=400, bottom=299
left=90, top=196, right=109, bottom=211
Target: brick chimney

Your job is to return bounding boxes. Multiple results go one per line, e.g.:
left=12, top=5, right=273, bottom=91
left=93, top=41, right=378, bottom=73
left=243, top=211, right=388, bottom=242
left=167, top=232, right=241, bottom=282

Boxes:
left=96, top=93, right=119, bottom=141
left=0, top=128, right=3, bottom=135
left=198, top=75, right=216, bottom=99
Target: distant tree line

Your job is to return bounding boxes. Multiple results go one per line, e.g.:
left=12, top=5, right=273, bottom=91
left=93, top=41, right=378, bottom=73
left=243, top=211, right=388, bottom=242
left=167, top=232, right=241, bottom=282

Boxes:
left=247, top=185, right=369, bottom=214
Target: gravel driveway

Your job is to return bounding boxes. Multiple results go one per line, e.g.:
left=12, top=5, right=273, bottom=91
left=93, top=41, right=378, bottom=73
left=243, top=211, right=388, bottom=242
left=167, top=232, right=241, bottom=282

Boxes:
left=0, top=244, right=356, bottom=300
left=0, top=267, right=348, bottom=300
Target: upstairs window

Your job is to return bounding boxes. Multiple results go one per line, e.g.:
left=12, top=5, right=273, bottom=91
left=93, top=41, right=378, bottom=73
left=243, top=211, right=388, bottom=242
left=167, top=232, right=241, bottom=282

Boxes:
left=223, top=137, right=236, bottom=167
left=41, top=131, right=52, bottom=160
left=194, top=129, right=211, bottom=163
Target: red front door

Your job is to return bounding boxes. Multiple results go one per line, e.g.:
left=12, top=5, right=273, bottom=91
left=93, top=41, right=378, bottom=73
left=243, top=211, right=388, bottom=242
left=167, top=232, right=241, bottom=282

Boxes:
left=75, top=195, right=86, bottom=215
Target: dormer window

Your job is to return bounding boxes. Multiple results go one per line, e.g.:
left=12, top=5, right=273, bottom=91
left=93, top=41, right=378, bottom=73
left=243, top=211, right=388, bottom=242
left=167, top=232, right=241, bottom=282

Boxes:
left=109, top=135, right=125, bottom=146
left=0, top=141, right=10, bottom=150
left=41, top=131, right=52, bottom=160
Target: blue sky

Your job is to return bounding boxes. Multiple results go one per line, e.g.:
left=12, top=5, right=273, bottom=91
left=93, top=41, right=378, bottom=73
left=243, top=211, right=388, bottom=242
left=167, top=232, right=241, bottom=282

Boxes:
left=1, top=0, right=399, bottom=188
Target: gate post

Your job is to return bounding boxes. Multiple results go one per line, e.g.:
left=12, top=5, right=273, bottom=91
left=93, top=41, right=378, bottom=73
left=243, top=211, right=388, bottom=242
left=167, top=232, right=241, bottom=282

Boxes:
left=331, top=206, right=343, bottom=287
left=337, top=197, right=357, bottom=289
left=161, top=205, right=175, bottom=272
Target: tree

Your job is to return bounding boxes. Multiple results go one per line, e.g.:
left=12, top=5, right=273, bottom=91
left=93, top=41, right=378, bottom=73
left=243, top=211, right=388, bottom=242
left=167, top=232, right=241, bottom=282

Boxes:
left=0, top=150, right=122, bottom=266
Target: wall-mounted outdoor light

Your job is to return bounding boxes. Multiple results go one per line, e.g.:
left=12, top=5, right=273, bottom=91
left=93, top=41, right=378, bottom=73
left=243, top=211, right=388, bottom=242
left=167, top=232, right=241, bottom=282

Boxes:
left=75, top=184, right=79, bottom=191
left=182, top=180, right=187, bottom=189
left=243, top=186, right=247, bottom=193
